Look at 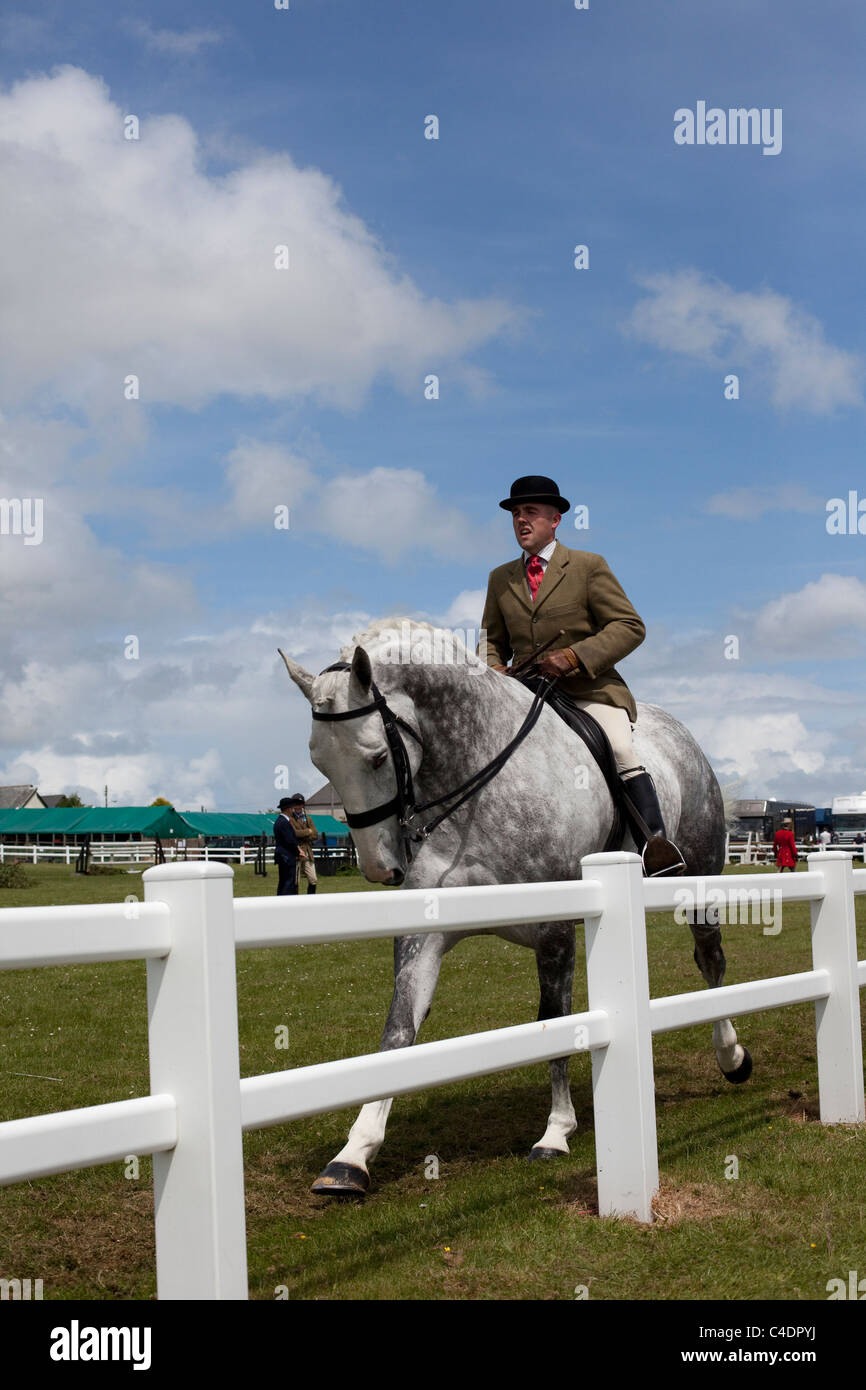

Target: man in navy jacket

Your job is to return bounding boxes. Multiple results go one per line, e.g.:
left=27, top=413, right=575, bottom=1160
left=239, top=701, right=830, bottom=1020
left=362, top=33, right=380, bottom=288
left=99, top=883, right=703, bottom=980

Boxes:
left=274, top=797, right=301, bottom=895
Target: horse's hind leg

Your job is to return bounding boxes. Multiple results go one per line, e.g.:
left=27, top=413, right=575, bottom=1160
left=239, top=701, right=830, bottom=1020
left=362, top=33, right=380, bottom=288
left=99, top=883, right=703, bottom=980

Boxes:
left=687, top=905, right=753, bottom=1085
left=311, top=931, right=450, bottom=1196
left=528, top=923, right=578, bottom=1160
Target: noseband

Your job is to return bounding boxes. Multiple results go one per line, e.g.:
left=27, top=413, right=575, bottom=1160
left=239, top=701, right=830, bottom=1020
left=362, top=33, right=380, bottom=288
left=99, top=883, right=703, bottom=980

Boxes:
left=312, top=661, right=557, bottom=862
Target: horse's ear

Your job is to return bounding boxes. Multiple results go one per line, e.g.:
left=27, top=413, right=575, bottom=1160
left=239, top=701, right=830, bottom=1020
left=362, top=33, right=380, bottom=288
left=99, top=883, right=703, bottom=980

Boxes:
left=351, top=645, right=372, bottom=690
left=277, top=649, right=315, bottom=702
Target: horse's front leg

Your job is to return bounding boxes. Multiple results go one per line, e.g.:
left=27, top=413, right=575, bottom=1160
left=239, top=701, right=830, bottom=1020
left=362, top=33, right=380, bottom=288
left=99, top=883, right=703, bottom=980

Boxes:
left=311, top=931, right=451, bottom=1195
left=687, top=905, right=753, bottom=1085
left=528, top=922, right=579, bottom=1160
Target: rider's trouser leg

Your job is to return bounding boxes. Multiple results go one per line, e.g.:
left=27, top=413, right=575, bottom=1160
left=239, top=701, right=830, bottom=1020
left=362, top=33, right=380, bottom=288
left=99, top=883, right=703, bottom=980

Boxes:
left=571, top=701, right=686, bottom=877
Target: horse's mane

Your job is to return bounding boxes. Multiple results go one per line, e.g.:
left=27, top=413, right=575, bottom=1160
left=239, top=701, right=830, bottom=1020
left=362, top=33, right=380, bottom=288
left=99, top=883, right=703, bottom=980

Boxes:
left=338, top=616, right=486, bottom=673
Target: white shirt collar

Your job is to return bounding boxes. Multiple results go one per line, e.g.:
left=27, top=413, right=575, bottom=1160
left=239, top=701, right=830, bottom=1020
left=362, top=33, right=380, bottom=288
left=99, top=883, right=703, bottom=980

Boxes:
left=523, top=539, right=558, bottom=566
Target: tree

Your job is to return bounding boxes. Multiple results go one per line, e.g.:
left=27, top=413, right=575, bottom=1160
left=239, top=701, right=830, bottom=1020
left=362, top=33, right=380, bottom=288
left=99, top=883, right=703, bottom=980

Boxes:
left=55, top=793, right=85, bottom=808
left=150, top=797, right=173, bottom=806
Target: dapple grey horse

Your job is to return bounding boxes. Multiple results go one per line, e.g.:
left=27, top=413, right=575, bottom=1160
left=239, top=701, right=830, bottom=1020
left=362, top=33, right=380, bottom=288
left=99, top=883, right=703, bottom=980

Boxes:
left=279, top=620, right=750, bottom=1195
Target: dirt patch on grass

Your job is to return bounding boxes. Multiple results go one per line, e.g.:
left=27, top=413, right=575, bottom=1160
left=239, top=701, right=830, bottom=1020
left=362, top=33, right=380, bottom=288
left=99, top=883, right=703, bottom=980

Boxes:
left=782, top=1090, right=821, bottom=1123
left=4, top=1183, right=157, bottom=1299
left=649, top=1179, right=736, bottom=1226
left=561, top=1173, right=752, bottom=1228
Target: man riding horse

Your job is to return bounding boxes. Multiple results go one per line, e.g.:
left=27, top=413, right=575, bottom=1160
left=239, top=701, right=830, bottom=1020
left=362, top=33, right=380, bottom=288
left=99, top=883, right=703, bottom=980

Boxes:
left=481, top=475, right=686, bottom=877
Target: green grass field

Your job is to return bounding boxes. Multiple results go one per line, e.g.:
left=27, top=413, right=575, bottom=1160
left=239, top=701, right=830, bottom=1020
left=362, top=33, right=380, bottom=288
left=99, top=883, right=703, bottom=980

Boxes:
left=0, top=861, right=864, bottom=1301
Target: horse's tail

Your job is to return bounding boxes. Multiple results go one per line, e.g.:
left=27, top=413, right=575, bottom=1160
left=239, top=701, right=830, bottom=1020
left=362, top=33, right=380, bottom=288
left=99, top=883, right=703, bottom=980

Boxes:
left=719, top=778, right=742, bottom=828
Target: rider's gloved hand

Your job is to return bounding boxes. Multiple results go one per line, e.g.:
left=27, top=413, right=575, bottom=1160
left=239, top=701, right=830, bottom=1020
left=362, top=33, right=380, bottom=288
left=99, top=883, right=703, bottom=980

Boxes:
left=537, top=648, right=581, bottom=677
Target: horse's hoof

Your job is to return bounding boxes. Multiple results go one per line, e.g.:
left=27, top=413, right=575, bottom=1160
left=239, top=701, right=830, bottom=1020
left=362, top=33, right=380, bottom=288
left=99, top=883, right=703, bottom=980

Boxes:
left=721, top=1047, right=753, bottom=1085
left=310, top=1161, right=370, bottom=1195
left=527, top=1146, right=567, bottom=1162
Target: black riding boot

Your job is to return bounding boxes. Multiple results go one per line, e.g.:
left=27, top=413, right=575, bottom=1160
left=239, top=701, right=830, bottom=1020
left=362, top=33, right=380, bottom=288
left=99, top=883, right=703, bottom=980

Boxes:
left=620, top=769, right=686, bottom=877
left=307, top=883, right=317, bottom=895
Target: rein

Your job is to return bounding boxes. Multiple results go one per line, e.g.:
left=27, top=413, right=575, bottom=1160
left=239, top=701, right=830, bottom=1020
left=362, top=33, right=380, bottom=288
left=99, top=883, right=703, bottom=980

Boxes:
left=312, top=662, right=559, bottom=860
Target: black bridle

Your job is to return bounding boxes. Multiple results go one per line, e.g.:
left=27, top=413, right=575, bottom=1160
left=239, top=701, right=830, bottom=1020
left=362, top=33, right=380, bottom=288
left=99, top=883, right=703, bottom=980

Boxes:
left=312, top=662, right=558, bottom=862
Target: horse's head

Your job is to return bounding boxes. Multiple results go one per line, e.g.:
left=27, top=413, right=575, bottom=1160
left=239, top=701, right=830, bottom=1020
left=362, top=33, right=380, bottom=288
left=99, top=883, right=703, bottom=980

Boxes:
left=278, top=641, right=423, bottom=886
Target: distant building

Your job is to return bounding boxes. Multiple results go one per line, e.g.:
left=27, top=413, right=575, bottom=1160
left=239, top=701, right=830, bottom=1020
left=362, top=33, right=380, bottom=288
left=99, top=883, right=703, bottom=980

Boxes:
left=0, top=785, right=46, bottom=810
left=41, top=795, right=67, bottom=808
left=730, top=799, right=815, bottom=841
left=306, top=782, right=346, bottom=821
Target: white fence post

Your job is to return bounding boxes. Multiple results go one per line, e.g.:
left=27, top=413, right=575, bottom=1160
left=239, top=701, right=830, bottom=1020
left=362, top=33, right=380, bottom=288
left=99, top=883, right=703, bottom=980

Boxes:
left=143, top=862, right=248, bottom=1299
left=808, top=851, right=865, bottom=1123
left=581, top=851, right=658, bottom=1221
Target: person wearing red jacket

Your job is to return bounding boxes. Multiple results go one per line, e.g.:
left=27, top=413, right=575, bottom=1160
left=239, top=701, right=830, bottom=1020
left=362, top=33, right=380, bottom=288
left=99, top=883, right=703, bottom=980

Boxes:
left=773, top=818, right=798, bottom=872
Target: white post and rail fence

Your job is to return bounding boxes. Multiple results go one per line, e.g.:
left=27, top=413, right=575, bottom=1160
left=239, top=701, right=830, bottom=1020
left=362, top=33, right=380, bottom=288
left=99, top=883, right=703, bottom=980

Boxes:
left=0, top=851, right=863, bottom=1299
left=0, top=841, right=352, bottom=866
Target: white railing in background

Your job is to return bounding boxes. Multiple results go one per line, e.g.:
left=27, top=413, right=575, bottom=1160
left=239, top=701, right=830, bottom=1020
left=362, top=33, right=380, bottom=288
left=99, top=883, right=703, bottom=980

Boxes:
left=0, top=841, right=350, bottom=866
left=725, top=834, right=865, bottom=866
left=0, top=852, right=863, bottom=1300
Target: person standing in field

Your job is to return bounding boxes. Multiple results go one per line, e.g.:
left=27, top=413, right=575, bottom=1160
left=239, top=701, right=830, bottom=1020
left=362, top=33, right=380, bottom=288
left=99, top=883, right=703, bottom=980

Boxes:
left=773, top=817, right=798, bottom=872
left=274, top=797, right=301, bottom=895
left=286, top=792, right=318, bottom=894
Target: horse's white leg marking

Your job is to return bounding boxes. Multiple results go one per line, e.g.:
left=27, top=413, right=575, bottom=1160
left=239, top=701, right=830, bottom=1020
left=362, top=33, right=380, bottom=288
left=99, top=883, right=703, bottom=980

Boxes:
left=329, top=932, right=451, bottom=1175
left=533, top=1060, right=578, bottom=1154
left=713, top=1019, right=744, bottom=1073
left=332, top=1099, right=394, bottom=1172
left=531, top=924, right=578, bottom=1154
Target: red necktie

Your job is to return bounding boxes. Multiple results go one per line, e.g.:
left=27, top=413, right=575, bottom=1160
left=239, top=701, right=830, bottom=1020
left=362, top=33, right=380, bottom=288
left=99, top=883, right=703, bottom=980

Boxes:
left=526, top=554, right=544, bottom=601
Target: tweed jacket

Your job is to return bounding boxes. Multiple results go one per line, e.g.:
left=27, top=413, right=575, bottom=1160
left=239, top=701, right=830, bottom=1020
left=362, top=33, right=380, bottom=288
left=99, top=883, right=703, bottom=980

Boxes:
left=287, top=809, right=317, bottom=861
left=480, top=541, right=646, bottom=721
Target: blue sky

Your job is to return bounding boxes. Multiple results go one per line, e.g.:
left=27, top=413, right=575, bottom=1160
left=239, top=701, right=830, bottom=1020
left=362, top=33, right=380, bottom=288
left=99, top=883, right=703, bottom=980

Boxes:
left=0, top=0, right=864, bottom=809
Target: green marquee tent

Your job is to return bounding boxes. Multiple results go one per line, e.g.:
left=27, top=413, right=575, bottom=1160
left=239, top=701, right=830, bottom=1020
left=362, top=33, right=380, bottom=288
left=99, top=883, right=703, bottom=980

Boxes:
left=0, top=806, right=188, bottom=838
left=0, top=806, right=351, bottom=843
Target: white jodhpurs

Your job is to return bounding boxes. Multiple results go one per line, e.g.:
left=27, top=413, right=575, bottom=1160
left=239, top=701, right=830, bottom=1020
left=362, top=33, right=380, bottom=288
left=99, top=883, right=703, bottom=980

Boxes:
left=571, top=699, right=637, bottom=774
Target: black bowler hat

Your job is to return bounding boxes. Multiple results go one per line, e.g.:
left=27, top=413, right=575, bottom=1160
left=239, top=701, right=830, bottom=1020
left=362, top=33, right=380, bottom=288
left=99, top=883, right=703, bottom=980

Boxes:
left=499, top=475, right=571, bottom=513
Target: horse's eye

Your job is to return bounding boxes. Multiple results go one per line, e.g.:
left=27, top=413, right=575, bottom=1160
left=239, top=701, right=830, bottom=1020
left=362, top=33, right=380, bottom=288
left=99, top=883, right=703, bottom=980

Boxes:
left=373, top=751, right=388, bottom=769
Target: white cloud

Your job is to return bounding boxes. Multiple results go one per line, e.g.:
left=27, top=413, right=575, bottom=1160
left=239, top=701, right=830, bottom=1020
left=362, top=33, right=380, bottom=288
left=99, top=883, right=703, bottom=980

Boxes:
left=320, top=467, right=483, bottom=562
left=752, top=573, right=866, bottom=656
left=225, top=440, right=315, bottom=527
left=0, top=609, right=373, bottom=810
left=437, top=589, right=486, bottom=629
left=224, top=443, right=497, bottom=563
left=628, top=622, right=864, bottom=801
left=0, top=67, right=518, bottom=419
left=2, top=747, right=223, bottom=810
left=704, top=485, right=823, bottom=521
left=625, top=269, right=863, bottom=413
left=125, top=20, right=224, bottom=56
left=685, top=711, right=828, bottom=781
left=0, top=419, right=200, bottom=660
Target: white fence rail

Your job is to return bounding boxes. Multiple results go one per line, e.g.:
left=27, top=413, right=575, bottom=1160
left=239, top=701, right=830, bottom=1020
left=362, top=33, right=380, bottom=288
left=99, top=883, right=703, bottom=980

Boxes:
left=0, top=852, right=863, bottom=1300
left=0, top=841, right=350, bottom=866
left=725, top=834, right=865, bottom=865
